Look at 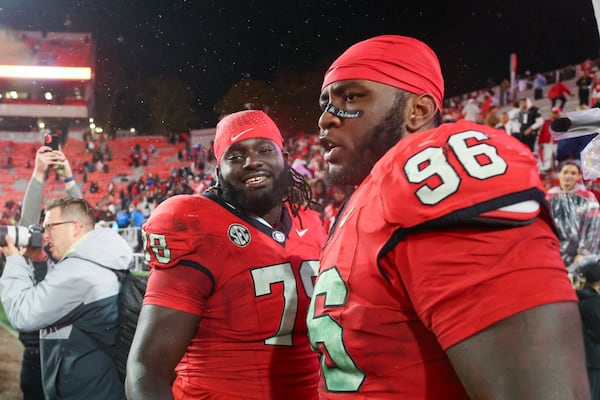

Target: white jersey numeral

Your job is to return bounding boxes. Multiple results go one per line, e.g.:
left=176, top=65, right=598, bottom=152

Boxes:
left=404, top=130, right=508, bottom=205
left=251, top=261, right=318, bottom=346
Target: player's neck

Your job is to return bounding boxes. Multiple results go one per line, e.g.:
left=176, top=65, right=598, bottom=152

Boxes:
left=250, top=204, right=283, bottom=228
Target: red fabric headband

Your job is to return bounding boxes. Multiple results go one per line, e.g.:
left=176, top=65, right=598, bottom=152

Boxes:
left=322, top=35, right=445, bottom=109
left=214, top=110, right=284, bottom=164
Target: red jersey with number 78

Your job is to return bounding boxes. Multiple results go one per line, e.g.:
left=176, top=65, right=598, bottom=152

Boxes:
left=307, top=120, right=577, bottom=399
left=143, top=193, right=326, bottom=400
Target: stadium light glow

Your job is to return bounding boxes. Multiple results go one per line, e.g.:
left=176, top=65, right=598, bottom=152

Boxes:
left=0, top=65, right=92, bottom=80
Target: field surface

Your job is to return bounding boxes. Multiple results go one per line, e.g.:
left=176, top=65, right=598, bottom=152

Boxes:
left=0, top=325, right=23, bottom=400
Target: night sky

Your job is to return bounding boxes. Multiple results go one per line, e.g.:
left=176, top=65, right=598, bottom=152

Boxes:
left=0, top=0, right=598, bottom=126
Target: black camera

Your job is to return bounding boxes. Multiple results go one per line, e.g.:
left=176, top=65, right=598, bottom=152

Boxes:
left=0, top=225, right=44, bottom=248
left=43, top=132, right=60, bottom=151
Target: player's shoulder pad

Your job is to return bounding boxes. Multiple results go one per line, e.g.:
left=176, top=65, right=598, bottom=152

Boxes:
left=371, top=120, right=544, bottom=228
left=143, top=194, right=214, bottom=269
left=144, top=194, right=212, bottom=233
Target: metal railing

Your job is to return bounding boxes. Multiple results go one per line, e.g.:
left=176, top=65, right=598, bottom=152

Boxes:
left=116, top=227, right=149, bottom=272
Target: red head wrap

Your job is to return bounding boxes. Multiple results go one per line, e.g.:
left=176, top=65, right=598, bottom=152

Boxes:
left=214, top=110, right=284, bottom=164
left=322, top=35, right=445, bottom=109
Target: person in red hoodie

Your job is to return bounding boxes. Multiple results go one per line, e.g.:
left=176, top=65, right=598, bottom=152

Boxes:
left=548, top=80, right=574, bottom=110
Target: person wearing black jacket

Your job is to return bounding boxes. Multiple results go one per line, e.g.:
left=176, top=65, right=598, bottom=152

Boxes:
left=514, top=98, right=544, bottom=152
left=576, top=70, right=593, bottom=107
left=576, top=261, right=600, bottom=399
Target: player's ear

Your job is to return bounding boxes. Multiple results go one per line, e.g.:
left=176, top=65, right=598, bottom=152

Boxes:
left=405, top=94, right=438, bottom=134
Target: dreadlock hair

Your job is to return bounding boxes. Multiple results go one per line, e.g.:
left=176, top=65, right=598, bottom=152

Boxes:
left=206, top=165, right=317, bottom=221
left=287, top=167, right=317, bottom=218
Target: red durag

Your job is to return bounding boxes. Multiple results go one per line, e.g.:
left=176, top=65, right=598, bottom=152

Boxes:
left=214, top=110, right=284, bottom=164
left=322, top=35, right=445, bottom=109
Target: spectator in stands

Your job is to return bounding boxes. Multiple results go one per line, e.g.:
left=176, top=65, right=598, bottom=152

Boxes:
left=291, top=156, right=314, bottom=179
left=86, top=138, right=95, bottom=154
left=537, top=107, right=561, bottom=172
left=514, top=97, right=543, bottom=152
left=322, top=184, right=353, bottom=233
left=96, top=202, right=115, bottom=225
left=516, top=73, right=529, bottom=93
left=576, top=69, right=593, bottom=107
left=89, top=181, right=99, bottom=193
left=129, top=203, right=146, bottom=253
left=548, top=79, right=574, bottom=110
left=92, top=148, right=103, bottom=164
left=2, top=155, right=13, bottom=169
left=582, top=59, right=594, bottom=75
left=96, top=159, right=104, bottom=174
left=499, top=78, right=511, bottom=106
left=129, top=203, right=145, bottom=228
left=546, top=160, right=600, bottom=267
left=310, top=178, right=330, bottom=209
left=309, top=178, right=330, bottom=221
left=307, top=152, right=328, bottom=181
left=0, top=197, right=133, bottom=400
left=115, top=208, right=131, bottom=228
left=533, top=73, right=547, bottom=100
left=0, top=200, right=21, bottom=225
left=495, top=111, right=519, bottom=135
left=480, top=92, right=493, bottom=116
left=461, top=97, right=480, bottom=122
left=484, top=104, right=500, bottom=127
left=15, top=146, right=82, bottom=400
left=575, top=261, right=600, bottom=398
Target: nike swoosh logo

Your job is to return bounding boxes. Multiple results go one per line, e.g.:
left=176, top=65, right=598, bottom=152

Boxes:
left=296, top=228, right=309, bottom=237
left=338, top=206, right=355, bottom=228
left=231, top=128, right=254, bottom=142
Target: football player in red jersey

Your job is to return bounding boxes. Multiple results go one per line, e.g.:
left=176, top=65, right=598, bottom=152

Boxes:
left=126, top=110, right=326, bottom=400
left=307, top=35, right=590, bottom=399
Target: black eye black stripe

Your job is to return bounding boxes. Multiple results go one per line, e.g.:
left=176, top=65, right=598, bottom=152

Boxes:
left=325, top=104, right=363, bottom=119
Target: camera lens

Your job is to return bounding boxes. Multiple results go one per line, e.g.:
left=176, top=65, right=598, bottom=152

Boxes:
left=0, top=226, right=31, bottom=247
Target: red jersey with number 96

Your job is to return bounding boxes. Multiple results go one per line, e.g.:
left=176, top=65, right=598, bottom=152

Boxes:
left=307, top=120, right=576, bottom=399
left=142, top=193, right=326, bottom=400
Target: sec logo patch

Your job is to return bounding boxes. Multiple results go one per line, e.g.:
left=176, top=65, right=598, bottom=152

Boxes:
left=228, top=224, right=251, bottom=247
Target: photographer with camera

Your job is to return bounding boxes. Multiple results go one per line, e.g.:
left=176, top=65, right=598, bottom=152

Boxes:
left=9, top=145, right=83, bottom=400
left=0, top=196, right=133, bottom=400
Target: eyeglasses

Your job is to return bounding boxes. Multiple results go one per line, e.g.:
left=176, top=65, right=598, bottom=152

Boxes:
left=43, top=220, right=76, bottom=233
